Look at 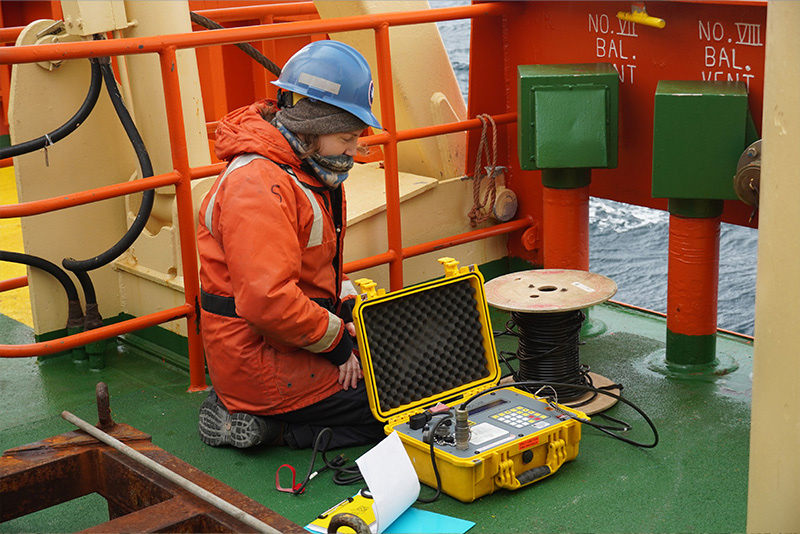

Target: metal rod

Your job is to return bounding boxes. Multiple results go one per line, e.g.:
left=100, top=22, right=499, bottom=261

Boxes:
left=61, top=410, right=283, bottom=534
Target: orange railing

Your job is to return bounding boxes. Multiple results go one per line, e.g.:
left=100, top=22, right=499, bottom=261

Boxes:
left=0, top=2, right=526, bottom=391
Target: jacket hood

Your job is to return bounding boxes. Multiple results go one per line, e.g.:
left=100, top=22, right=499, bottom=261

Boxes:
left=214, top=101, right=300, bottom=166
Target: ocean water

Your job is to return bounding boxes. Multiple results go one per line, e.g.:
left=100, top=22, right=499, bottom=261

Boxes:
left=434, top=2, right=757, bottom=336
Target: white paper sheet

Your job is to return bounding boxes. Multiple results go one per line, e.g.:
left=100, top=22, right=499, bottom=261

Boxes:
left=356, top=431, right=421, bottom=533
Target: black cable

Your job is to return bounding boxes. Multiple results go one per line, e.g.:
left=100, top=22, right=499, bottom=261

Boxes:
left=190, top=12, right=282, bottom=78
left=73, top=269, right=96, bottom=305
left=415, top=414, right=451, bottom=504
left=0, top=250, right=84, bottom=329
left=290, top=428, right=364, bottom=495
left=511, top=310, right=588, bottom=401
left=1, top=250, right=79, bottom=301
left=74, top=269, right=104, bottom=332
left=593, top=412, right=632, bottom=432
left=497, top=350, right=520, bottom=382
left=61, top=59, right=155, bottom=273
left=287, top=421, right=449, bottom=503
left=0, top=60, right=103, bottom=160
left=493, top=331, right=632, bottom=431
left=460, top=380, right=659, bottom=449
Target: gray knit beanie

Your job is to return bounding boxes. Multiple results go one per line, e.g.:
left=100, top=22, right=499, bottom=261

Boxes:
left=276, top=98, right=367, bottom=135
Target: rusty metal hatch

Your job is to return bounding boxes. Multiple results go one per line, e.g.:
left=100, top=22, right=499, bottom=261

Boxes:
left=0, top=384, right=304, bottom=533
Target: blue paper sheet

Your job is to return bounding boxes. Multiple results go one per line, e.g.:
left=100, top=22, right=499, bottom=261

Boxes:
left=383, top=507, right=475, bottom=534
left=306, top=505, right=474, bottom=534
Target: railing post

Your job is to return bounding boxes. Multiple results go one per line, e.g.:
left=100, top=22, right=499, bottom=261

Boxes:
left=373, top=23, right=403, bottom=291
left=159, top=46, right=206, bottom=392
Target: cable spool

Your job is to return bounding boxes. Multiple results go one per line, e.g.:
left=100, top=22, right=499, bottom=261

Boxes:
left=512, top=309, right=586, bottom=401
left=484, top=270, right=619, bottom=413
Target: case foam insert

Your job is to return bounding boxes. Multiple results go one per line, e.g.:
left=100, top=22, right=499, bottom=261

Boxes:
left=361, top=279, right=491, bottom=409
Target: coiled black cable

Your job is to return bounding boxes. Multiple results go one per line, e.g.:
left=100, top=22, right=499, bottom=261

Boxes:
left=511, top=310, right=588, bottom=401
left=288, top=424, right=449, bottom=503
left=289, top=428, right=364, bottom=495
left=61, top=59, right=154, bottom=273
left=0, top=60, right=103, bottom=160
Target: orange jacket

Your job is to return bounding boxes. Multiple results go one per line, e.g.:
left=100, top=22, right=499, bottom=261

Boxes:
left=197, top=101, right=354, bottom=415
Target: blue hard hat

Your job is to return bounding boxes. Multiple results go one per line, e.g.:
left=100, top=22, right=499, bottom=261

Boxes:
left=272, top=41, right=382, bottom=130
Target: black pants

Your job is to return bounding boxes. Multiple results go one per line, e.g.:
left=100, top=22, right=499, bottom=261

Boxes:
left=274, top=380, right=386, bottom=449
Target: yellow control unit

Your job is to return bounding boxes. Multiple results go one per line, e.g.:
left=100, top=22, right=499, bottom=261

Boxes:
left=353, top=258, right=585, bottom=503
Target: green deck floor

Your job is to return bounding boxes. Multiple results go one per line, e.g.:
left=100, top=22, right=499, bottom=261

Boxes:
left=0, top=303, right=753, bottom=534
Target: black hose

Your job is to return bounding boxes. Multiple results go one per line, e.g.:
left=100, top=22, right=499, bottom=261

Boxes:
left=1, top=250, right=79, bottom=301
left=190, top=12, right=282, bottom=78
left=0, top=250, right=84, bottom=329
left=62, top=61, right=155, bottom=273
left=73, top=269, right=104, bottom=333
left=0, top=60, right=103, bottom=160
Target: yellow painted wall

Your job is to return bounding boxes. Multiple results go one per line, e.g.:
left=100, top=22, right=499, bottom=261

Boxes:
left=0, top=166, right=32, bottom=327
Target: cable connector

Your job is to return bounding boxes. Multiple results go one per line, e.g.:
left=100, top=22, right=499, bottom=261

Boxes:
left=455, top=407, right=470, bottom=450
left=330, top=453, right=348, bottom=467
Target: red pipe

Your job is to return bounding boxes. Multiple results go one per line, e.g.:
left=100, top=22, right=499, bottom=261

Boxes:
left=542, top=186, right=590, bottom=270
left=160, top=47, right=206, bottom=392
left=0, top=26, right=23, bottom=45
left=190, top=162, right=225, bottom=180
left=2, top=3, right=511, bottom=64
left=194, top=2, right=318, bottom=22
left=0, top=171, right=179, bottom=219
left=0, top=304, right=192, bottom=358
left=0, top=275, right=28, bottom=292
left=667, top=215, right=720, bottom=336
left=374, top=23, right=404, bottom=291
left=344, top=217, right=533, bottom=274
left=361, top=112, right=517, bottom=146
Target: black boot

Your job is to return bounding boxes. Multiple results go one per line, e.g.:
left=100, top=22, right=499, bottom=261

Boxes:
left=198, top=389, right=284, bottom=448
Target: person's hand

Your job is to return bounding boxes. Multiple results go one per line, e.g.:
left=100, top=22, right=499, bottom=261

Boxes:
left=338, top=353, right=362, bottom=390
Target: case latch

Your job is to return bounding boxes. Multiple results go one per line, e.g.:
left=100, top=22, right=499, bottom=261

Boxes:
left=354, top=278, right=385, bottom=301
left=437, top=257, right=476, bottom=278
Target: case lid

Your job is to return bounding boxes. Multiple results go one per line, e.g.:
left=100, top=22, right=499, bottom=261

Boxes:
left=353, top=258, right=500, bottom=422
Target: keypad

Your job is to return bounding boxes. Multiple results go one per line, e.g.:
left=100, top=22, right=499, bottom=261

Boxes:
left=492, top=405, right=549, bottom=428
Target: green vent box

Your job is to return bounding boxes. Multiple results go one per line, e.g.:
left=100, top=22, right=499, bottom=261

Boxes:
left=518, top=63, right=619, bottom=170
left=652, top=80, right=748, bottom=200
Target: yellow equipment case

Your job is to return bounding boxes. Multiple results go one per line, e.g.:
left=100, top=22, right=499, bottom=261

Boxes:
left=352, top=258, right=586, bottom=503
